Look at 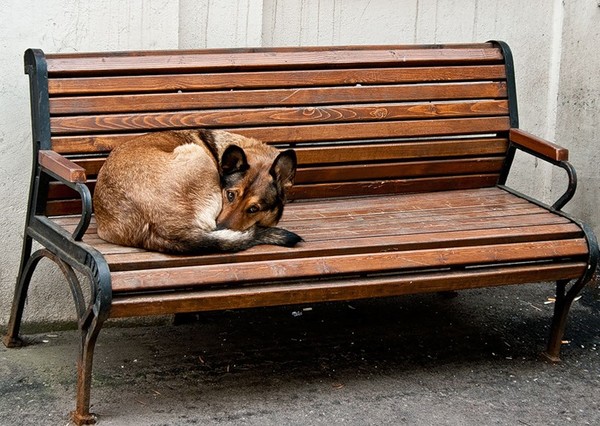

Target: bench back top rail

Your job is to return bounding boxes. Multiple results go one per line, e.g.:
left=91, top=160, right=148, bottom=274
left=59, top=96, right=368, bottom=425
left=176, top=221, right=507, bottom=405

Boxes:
left=25, top=42, right=518, bottom=216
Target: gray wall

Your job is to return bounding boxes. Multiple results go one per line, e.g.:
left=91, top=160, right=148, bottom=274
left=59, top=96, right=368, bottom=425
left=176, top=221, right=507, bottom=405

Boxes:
left=0, top=0, right=598, bottom=325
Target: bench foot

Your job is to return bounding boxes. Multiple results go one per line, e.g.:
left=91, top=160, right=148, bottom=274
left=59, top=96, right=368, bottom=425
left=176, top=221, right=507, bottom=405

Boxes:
left=2, top=334, right=24, bottom=348
left=544, top=278, right=587, bottom=362
left=3, top=244, right=44, bottom=350
left=72, top=301, right=106, bottom=426
left=70, top=410, right=98, bottom=425
left=541, top=351, right=561, bottom=364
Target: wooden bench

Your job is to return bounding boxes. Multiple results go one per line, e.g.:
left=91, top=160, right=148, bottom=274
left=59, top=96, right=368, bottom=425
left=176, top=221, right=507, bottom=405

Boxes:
left=4, top=42, right=598, bottom=425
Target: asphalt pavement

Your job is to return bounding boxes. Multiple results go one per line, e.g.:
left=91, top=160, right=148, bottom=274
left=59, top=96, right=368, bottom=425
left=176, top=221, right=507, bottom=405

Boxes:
left=1, top=282, right=599, bottom=425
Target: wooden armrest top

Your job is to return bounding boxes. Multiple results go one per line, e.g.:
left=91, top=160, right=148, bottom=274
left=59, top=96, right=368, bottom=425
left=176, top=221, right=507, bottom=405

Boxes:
left=509, top=128, right=568, bottom=162
left=39, top=150, right=87, bottom=183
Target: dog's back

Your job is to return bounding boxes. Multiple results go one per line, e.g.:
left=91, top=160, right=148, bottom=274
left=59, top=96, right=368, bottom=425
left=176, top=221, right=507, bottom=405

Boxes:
left=94, top=130, right=301, bottom=253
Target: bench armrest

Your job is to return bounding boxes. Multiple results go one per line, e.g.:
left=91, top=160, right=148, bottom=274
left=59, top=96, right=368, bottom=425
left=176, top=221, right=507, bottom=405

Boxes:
left=39, top=150, right=87, bottom=183
left=505, top=129, right=576, bottom=211
left=509, top=129, right=568, bottom=163
left=37, top=150, right=91, bottom=241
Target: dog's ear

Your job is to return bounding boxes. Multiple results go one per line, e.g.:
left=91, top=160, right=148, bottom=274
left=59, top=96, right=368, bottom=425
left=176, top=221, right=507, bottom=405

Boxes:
left=221, top=145, right=249, bottom=176
left=270, top=149, right=297, bottom=191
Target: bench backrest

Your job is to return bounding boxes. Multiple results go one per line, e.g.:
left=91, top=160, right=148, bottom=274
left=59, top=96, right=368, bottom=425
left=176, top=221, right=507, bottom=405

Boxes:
left=25, top=43, right=517, bottom=216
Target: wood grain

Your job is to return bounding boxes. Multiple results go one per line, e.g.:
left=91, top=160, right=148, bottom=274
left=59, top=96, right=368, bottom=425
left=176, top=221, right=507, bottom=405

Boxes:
left=50, top=100, right=509, bottom=135
left=50, top=117, right=511, bottom=154
left=38, top=150, right=87, bottom=183
left=49, top=82, right=507, bottom=115
left=45, top=46, right=503, bottom=76
left=48, top=65, right=507, bottom=95
left=510, top=128, right=568, bottom=162
left=109, top=263, right=586, bottom=317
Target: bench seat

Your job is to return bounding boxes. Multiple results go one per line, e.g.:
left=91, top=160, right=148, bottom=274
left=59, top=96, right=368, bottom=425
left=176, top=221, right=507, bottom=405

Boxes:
left=52, top=187, right=588, bottom=317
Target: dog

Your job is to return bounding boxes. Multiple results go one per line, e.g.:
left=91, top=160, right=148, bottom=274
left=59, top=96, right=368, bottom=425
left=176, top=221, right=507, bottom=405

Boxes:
left=93, top=129, right=302, bottom=253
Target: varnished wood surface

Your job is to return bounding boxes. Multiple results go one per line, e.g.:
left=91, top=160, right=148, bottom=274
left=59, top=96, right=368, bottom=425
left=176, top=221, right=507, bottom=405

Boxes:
left=48, top=65, right=506, bottom=95
left=38, top=150, right=87, bottom=183
left=49, top=82, right=507, bottom=115
left=108, top=262, right=586, bottom=317
left=509, top=128, right=569, bottom=162
left=50, top=100, right=509, bottom=134
left=42, top=44, right=513, bottom=217
left=45, top=45, right=503, bottom=76
left=51, top=187, right=587, bottom=310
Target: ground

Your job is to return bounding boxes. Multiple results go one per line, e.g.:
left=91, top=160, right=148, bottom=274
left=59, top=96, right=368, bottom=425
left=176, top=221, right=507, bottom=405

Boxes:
left=1, top=283, right=599, bottom=425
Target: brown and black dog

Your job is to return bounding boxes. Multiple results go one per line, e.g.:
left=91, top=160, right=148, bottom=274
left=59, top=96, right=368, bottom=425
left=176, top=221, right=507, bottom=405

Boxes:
left=93, top=129, right=302, bottom=253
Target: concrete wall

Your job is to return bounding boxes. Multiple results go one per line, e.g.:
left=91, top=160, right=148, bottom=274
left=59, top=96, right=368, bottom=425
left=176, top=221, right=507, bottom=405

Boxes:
left=0, top=0, right=597, bottom=325
left=554, top=1, right=600, bottom=229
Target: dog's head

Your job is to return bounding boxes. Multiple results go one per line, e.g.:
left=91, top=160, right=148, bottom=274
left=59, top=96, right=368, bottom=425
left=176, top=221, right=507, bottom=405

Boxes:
left=216, top=144, right=297, bottom=232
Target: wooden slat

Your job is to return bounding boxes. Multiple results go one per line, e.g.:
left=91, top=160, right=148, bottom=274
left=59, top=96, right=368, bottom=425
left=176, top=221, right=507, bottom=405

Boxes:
left=45, top=46, right=504, bottom=76
left=73, top=157, right=105, bottom=176
left=108, top=263, right=586, bottom=317
left=283, top=188, right=526, bottom=218
left=64, top=138, right=508, bottom=171
left=44, top=173, right=501, bottom=215
left=295, top=138, right=508, bottom=164
left=46, top=157, right=505, bottom=201
left=230, top=117, right=511, bottom=143
left=289, top=213, right=569, bottom=242
left=100, top=224, right=584, bottom=271
left=296, top=158, right=505, bottom=183
left=49, top=82, right=507, bottom=115
left=110, top=239, right=588, bottom=292
left=50, top=100, right=509, bottom=135
left=50, top=117, right=511, bottom=154
left=48, top=65, right=507, bottom=95
left=285, top=206, right=548, bottom=233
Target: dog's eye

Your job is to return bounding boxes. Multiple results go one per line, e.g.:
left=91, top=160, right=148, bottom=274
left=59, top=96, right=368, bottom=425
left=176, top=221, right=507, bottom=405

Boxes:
left=226, top=191, right=235, bottom=202
left=247, top=205, right=259, bottom=214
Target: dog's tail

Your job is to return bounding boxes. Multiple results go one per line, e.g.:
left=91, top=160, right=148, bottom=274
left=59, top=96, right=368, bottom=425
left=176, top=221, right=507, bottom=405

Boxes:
left=164, top=226, right=302, bottom=254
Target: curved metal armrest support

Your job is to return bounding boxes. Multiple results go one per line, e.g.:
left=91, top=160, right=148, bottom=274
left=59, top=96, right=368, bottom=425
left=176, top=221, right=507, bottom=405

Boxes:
left=38, top=151, right=92, bottom=241
left=551, top=161, right=577, bottom=211
left=71, top=182, right=93, bottom=241
left=507, top=129, right=577, bottom=211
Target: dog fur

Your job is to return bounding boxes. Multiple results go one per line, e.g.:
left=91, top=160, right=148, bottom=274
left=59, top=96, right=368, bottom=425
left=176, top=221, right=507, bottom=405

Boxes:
left=93, top=129, right=301, bottom=253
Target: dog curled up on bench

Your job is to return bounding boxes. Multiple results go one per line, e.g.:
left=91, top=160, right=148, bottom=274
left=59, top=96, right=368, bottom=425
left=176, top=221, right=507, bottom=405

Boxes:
left=93, top=129, right=302, bottom=253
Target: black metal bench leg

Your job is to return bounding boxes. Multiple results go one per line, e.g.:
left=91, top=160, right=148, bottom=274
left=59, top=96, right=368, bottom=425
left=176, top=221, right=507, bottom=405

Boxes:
left=4, top=243, right=109, bottom=425
left=543, top=279, right=576, bottom=363
left=2, top=244, right=42, bottom=348
left=71, top=312, right=104, bottom=425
